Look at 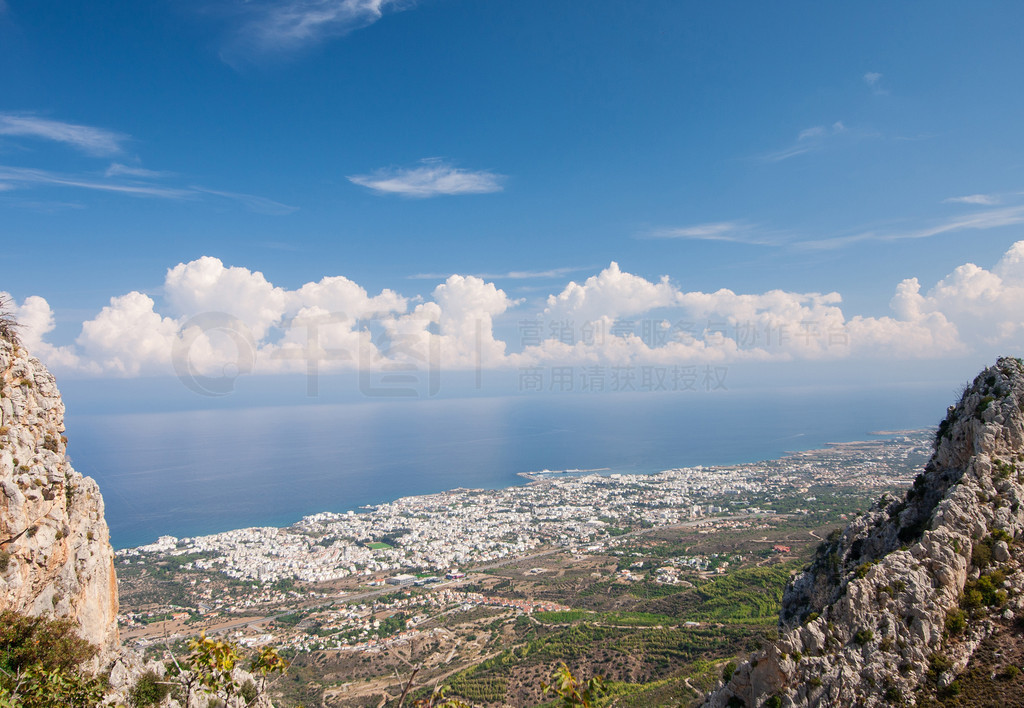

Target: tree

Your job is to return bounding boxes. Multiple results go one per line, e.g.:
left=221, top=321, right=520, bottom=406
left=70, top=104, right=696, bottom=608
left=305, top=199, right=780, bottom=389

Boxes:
left=542, top=663, right=607, bottom=708
left=0, top=610, right=107, bottom=708
left=0, top=295, right=20, bottom=345
left=166, top=633, right=287, bottom=707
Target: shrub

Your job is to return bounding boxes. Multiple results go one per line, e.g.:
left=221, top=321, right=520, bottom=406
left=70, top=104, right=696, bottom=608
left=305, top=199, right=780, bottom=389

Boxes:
left=854, top=629, right=874, bottom=645
left=722, top=661, right=737, bottom=682
left=979, top=395, right=996, bottom=413
left=0, top=297, right=20, bottom=345
left=928, top=652, right=953, bottom=682
left=0, top=609, right=105, bottom=708
left=962, top=587, right=984, bottom=610
left=946, top=609, right=967, bottom=635
left=973, top=539, right=992, bottom=568
left=963, top=571, right=1009, bottom=609
left=238, top=679, right=258, bottom=704
left=128, top=670, right=170, bottom=708
left=995, top=460, right=1016, bottom=481
left=992, top=527, right=1013, bottom=544
left=541, top=663, right=606, bottom=708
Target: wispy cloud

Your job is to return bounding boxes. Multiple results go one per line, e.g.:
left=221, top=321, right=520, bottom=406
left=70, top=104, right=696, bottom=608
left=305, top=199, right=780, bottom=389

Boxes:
left=105, top=163, right=170, bottom=179
left=0, top=199, right=86, bottom=212
left=221, top=0, right=414, bottom=61
left=409, top=266, right=587, bottom=281
left=863, top=71, right=888, bottom=95
left=348, top=158, right=505, bottom=197
left=0, top=111, right=296, bottom=214
left=0, top=165, right=298, bottom=213
left=190, top=186, right=298, bottom=214
left=944, top=193, right=1000, bottom=206
left=758, top=121, right=846, bottom=162
left=800, top=205, right=1024, bottom=250
left=0, top=166, right=191, bottom=198
left=0, top=113, right=126, bottom=156
left=642, top=221, right=786, bottom=246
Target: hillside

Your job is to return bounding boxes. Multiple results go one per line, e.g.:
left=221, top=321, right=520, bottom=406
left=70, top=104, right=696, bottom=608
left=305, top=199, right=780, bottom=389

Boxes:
left=704, top=357, right=1024, bottom=707
left=0, top=334, right=119, bottom=657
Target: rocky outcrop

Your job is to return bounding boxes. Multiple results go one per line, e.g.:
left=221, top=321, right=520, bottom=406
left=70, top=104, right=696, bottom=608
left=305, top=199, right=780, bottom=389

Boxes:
left=0, top=336, right=119, bottom=656
left=703, top=357, right=1024, bottom=707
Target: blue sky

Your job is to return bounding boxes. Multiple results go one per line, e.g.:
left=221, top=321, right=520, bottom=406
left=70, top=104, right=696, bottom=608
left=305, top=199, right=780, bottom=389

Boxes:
left=3, top=1, right=1024, bottom=403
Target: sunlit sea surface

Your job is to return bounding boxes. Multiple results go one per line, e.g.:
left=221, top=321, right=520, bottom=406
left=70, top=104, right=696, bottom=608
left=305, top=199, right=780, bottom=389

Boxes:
left=66, top=387, right=952, bottom=548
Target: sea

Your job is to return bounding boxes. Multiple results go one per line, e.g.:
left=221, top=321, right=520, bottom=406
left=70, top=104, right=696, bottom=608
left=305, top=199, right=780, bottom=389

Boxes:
left=64, top=385, right=955, bottom=549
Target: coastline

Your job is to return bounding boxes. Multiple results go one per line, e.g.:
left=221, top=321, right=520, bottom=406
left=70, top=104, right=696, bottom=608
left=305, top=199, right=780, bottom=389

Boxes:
left=121, top=429, right=932, bottom=555
left=71, top=387, right=951, bottom=549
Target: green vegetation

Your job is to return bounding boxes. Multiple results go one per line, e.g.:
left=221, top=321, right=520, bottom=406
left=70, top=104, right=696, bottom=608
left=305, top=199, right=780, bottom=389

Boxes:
left=683, top=566, right=795, bottom=623
left=0, top=610, right=106, bottom=708
left=945, top=609, right=967, bottom=636
left=853, top=629, right=874, bottom=645
left=127, top=670, right=170, bottom=708
left=978, top=395, right=996, bottom=414
left=441, top=621, right=767, bottom=705
left=994, top=459, right=1018, bottom=481
left=928, top=652, right=953, bottom=683
left=973, top=538, right=994, bottom=569
left=542, top=663, right=606, bottom=707
left=962, top=569, right=1008, bottom=611
left=533, top=610, right=680, bottom=627
left=446, top=667, right=509, bottom=704
left=534, top=610, right=591, bottom=624
left=273, top=611, right=306, bottom=627
left=166, top=633, right=287, bottom=708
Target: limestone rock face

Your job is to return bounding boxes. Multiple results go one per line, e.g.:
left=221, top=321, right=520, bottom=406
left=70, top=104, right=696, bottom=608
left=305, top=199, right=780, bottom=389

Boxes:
left=702, top=357, right=1024, bottom=707
left=0, top=337, right=118, bottom=656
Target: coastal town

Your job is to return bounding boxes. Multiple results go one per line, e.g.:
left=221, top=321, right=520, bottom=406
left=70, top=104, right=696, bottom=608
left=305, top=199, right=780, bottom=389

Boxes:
left=109, top=430, right=933, bottom=706
left=116, top=430, right=928, bottom=633
left=118, top=431, right=927, bottom=587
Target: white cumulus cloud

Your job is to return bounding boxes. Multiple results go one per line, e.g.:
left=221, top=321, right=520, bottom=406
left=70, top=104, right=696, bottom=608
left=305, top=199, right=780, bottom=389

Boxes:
left=14, top=241, right=1024, bottom=381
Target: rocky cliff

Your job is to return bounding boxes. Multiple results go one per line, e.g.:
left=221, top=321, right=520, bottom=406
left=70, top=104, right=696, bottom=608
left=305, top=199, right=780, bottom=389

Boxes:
left=703, top=356, right=1024, bottom=707
left=0, top=335, right=119, bottom=657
